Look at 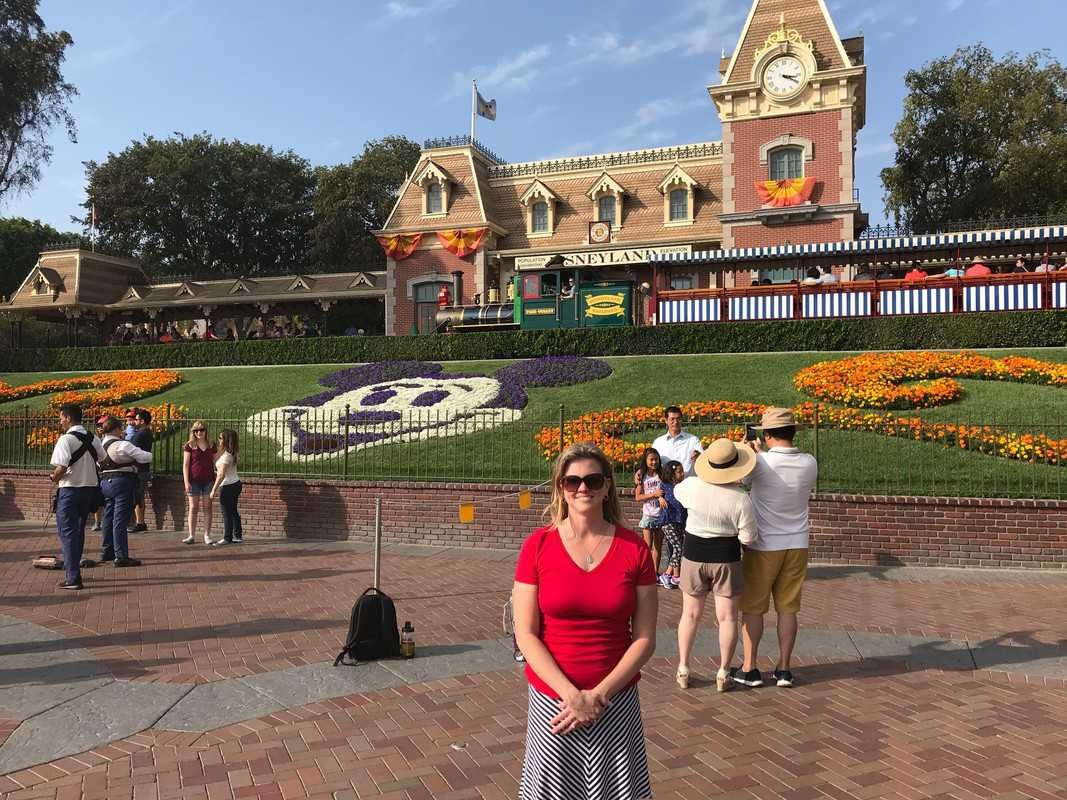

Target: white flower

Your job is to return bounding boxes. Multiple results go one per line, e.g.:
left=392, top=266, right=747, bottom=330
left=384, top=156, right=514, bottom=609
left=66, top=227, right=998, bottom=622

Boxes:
left=247, top=376, right=521, bottom=461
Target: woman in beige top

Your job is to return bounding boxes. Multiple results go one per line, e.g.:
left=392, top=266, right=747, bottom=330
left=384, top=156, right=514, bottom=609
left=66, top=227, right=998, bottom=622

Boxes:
left=672, top=439, right=757, bottom=692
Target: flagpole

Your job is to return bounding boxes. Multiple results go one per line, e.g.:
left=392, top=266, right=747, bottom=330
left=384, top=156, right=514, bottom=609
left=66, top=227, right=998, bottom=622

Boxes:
left=470, top=80, right=477, bottom=143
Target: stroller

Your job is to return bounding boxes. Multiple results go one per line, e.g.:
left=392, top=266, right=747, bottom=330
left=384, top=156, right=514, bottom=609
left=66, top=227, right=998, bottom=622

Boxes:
left=503, top=598, right=525, bottom=663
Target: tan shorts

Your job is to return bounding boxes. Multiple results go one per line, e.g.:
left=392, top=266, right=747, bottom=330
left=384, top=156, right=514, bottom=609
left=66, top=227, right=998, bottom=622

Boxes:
left=679, top=558, right=744, bottom=598
left=740, top=548, right=808, bottom=615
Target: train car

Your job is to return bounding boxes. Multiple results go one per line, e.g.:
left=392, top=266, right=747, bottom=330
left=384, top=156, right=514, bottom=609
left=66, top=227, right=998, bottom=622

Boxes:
left=436, top=267, right=636, bottom=332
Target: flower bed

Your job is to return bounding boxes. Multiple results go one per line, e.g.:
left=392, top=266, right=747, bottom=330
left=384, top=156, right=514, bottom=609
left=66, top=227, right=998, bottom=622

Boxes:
left=249, top=356, right=612, bottom=460
left=794, top=352, right=1067, bottom=409
left=536, top=352, right=1067, bottom=469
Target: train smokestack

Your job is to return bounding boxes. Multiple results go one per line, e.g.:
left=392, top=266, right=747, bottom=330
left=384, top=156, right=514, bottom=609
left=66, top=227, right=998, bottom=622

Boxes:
left=451, top=271, right=464, bottom=307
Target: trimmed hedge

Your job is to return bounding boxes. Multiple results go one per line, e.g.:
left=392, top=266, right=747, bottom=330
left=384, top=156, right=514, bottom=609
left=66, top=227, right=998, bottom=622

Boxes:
left=1, top=310, right=1065, bottom=373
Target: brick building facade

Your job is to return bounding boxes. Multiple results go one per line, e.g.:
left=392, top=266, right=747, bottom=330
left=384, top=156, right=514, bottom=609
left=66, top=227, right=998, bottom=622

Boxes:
left=378, top=0, right=867, bottom=333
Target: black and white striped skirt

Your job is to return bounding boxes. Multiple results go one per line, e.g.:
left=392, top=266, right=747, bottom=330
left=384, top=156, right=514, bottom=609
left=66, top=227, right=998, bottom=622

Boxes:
left=519, top=684, right=652, bottom=800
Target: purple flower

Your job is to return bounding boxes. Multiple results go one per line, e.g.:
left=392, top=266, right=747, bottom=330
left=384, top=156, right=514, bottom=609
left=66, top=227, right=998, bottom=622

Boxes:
left=362, top=389, right=398, bottom=406
left=297, top=361, right=447, bottom=407
left=412, top=389, right=450, bottom=406
left=342, top=410, right=402, bottom=423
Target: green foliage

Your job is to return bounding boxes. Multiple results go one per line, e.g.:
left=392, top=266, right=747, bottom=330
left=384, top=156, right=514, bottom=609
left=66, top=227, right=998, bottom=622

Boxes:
left=311, top=136, right=421, bottom=270
left=0, top=216, right=78, bottom=297
left=0, top=0, right=76, bottom=201
left=2, top=311, right=1063, bottom=373
left=80, top=133, right=315, bottom=275
left=881, top=45, right=1067, bottom=229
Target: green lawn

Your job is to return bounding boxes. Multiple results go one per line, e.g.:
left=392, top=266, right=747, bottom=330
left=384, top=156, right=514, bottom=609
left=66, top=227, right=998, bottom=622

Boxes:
left=3, top=347, right=1066, bottom=499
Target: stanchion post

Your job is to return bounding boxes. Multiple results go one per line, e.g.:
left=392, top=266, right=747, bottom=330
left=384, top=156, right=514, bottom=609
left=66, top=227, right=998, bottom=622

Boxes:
left=373, top=496, right=382, bottom=589
left=343, top=404, right=351, bottom=478
left=813, top=404, right=820, bottom=493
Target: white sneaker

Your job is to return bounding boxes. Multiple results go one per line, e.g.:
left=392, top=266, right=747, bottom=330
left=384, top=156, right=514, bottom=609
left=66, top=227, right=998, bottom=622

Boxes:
left=212, top=539, right=229, bottom=546
left=203, top=537, right=215, bottom=545
left=181, top=535, right=194, bottom=544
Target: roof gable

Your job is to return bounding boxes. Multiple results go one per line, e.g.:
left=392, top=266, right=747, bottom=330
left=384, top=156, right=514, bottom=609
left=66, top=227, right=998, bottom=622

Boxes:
left=659, top=164, right=698, bottom=192
left=586, top=172, right=626, bottom=200
left=349, top=272, right=375, bottom=288
left=414, top=159, right=452, bottom=186
left=520, top=179, right=560, bottom=206
left=175, top=282, right=198, bottom=298
left=287, top=276, right=314, bottom=292
left=122, top=286, right=145, bottom=301
left=229, top=278, right=255, bottom=295
left=724, top=0, right=850, bottom=84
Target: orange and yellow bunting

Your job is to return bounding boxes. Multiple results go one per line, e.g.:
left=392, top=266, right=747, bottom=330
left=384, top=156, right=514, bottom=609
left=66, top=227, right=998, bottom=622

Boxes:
left=436, top=228, right=488, bottom=258
left=375, top=233, right=423, bottom=261
left=755, top=177, right=816, bottom=207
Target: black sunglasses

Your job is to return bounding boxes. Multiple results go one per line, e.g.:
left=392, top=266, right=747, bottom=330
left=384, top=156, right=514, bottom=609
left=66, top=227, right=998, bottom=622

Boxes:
left=561, top=473, right=607, bottom=491
left=192, top=428, right=206, bottom=432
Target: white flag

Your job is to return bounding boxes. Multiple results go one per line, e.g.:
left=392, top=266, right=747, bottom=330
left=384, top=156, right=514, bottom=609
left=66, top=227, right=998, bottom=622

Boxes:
left=476, top=91, right=497, bottom=121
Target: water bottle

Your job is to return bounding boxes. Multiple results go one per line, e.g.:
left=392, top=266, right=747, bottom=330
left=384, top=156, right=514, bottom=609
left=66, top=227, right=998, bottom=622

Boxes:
left=401, top=621, right=415, bottom=659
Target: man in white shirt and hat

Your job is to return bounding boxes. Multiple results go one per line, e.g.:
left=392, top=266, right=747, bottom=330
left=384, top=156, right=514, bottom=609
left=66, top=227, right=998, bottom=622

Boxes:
left=652, top=406, right=704, bottom=477
left=48, top=404, right=106, bottom=590
left=731, top=407, right=817, bottom=690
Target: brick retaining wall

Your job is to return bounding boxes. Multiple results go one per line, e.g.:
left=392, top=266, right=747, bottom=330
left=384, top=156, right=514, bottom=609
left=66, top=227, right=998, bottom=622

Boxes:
left=2, top=470, right=1065, bottom=569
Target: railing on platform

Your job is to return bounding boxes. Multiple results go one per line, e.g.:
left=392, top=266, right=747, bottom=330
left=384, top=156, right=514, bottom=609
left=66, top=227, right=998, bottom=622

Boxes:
left=656, top=272, right=1067, bottom=325
left=1, top=406, right=1063, bottom=500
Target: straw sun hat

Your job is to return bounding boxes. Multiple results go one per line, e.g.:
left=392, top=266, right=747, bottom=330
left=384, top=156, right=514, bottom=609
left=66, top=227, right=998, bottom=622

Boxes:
left=753, top=407, right=807, bottom=431
left=694, top=438, right=756, bottom=485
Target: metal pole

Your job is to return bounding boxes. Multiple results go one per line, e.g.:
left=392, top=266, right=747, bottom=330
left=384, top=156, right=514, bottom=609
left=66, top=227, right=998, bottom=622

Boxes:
left=813, top=404, right=820, bottom=494
left=558, top=403, right=565, bottom=456
left=343, top=404, right=351, bottom=479
left=373, top=496, right=383, bottom=590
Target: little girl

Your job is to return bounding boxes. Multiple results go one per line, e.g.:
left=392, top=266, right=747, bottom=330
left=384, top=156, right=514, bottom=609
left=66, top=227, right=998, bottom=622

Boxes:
left=208, top=429, right=243, bottom=545
left=658, top=460, right=688, bottom=589
left=634, top=448, right=665, bottom=570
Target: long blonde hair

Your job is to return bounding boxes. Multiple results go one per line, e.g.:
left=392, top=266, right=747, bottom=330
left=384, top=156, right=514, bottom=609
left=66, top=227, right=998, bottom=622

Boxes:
left=186, top=419, right=210, bottom=447
left=545, top=442, right=622, bottom=526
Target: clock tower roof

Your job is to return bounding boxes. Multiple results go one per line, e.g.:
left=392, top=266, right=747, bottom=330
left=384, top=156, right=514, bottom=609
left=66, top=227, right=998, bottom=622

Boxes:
left=722, top=0, right=852, bottom=85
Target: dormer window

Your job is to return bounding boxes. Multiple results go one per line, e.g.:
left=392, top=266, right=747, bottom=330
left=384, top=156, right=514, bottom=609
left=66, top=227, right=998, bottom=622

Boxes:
left=659, top=164, right=698, bottom=226
left=586, top=172, right=625, bottom=233
left=32, top=275, right=49, bottom=295
left=426, top=183, right=443, bottom=214
left=532, top=202, right=549, bottom=233
left=520, top=179, right=559, bottom=237
left=597, top=195, right=616, bottom=226
left=669, top=189, right=689, bottom=221
left=414, top=160, right=452, bottom=217
left=770, top=147, right=803, bottom=180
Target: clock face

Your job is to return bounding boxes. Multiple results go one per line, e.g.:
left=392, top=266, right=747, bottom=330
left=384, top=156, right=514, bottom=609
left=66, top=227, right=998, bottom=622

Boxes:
left=763, top=55, right=806, bottom=98
left=589, top=221, right=611, bottom=244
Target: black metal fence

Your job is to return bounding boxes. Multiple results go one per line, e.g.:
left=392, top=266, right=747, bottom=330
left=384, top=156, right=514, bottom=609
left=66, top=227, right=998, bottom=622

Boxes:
left=3, top=406, right=1064, bottom=500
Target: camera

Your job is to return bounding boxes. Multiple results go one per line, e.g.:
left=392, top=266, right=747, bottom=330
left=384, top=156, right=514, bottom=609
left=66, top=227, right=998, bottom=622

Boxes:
left=744, top=423, right=759, bottom=442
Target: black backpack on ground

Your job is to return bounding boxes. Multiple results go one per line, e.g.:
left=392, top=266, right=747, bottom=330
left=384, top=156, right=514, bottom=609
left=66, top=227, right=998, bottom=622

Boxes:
left=333, top=587, right=401, bottom=665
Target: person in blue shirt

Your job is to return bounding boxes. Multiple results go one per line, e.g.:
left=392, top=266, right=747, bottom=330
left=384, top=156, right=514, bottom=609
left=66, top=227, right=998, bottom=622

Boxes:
left=658, top=460, right=688, bottom=589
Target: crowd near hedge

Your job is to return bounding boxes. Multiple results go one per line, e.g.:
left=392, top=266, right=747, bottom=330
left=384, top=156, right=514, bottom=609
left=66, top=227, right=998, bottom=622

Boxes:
left=1, top=311, right=1065, bottom=373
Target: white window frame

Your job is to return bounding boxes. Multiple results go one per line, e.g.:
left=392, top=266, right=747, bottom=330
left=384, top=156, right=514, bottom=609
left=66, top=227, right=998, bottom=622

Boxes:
left=658, top=164, right=697, bottom=227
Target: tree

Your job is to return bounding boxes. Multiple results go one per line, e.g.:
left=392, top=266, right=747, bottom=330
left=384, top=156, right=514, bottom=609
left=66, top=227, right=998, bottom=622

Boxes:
left=81, top=133, right=315, bottom=275
left=311, top=136, right=421, bottom=270
left=0, top=216, right=77, bottom=297
left=0, top=1, right=77, bottom=202
left=881, top=45, right=1067, bottom=231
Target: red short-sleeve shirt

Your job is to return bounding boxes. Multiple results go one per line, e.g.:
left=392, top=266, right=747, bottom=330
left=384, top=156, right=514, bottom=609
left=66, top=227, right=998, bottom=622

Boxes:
left=514, top=524, right=656, bottom=698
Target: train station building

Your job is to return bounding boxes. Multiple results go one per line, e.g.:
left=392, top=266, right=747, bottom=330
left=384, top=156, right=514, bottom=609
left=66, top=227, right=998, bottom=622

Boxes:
left=377, top=0, right=869, bottom=334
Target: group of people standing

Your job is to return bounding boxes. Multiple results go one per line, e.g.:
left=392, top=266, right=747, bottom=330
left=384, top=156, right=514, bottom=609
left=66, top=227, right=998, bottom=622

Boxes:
left=512, top=405, right=817, bottom=799
left=47, top=405, right=245, bottom=590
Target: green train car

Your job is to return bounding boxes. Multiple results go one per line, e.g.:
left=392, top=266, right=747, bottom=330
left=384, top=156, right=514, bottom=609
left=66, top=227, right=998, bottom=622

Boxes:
left=435, top=267, right=635, bottom=332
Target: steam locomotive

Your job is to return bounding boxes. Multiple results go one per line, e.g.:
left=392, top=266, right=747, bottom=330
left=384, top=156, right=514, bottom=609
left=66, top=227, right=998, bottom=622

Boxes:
left=435, top=266, right=637, bottom=333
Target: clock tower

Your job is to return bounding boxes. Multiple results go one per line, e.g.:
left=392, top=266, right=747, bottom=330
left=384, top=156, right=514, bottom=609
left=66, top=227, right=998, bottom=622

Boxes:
left=709, top=0, right=867, bottom=251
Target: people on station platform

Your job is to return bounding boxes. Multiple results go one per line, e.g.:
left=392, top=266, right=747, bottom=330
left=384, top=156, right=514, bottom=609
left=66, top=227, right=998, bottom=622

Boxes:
left=964, top=258, right=992, bottom=277
left=817, top=266, right=839, bottom=284
left=904, top=263, right=928, bottom=281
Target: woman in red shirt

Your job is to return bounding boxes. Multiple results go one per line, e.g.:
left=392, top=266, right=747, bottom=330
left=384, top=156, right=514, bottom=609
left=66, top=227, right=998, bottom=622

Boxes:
left=514, top=442, right=657, bottom=800
left=182, top=421, right=218, bottom=545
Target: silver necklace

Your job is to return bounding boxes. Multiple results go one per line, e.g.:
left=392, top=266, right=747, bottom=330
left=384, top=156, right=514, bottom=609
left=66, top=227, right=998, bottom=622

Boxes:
left=565, top=527, right=607, bottom=566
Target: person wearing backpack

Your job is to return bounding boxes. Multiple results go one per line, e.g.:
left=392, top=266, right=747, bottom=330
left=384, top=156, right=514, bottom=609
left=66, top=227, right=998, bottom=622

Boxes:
left=96, top=416, right=152, bottom=567
left=47, top=404, right=105, bottom=590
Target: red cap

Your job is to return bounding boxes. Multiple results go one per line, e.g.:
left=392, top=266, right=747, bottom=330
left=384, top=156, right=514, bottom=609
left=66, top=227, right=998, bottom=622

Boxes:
left=125, top=408, right=137, bottom=419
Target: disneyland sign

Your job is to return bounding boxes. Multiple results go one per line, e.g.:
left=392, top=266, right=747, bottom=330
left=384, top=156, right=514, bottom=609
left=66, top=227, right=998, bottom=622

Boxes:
left=514, top=245, right=692, bottom=270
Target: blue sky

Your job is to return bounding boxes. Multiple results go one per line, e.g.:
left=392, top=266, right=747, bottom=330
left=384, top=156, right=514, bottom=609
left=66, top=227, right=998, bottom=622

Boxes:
left=7, top=0, right=1065, bottom=232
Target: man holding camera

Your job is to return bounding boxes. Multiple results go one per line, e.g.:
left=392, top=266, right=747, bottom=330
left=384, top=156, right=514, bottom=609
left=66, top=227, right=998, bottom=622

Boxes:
left=732, top=407, right=818, bottom=689
left=48, top=404, right=105, bottom=590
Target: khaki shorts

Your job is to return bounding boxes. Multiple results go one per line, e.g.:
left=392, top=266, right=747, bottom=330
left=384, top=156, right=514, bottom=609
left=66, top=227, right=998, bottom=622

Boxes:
left=680, top=558, right=743, bottom=598
left=740, top=548, right=808, bottom=615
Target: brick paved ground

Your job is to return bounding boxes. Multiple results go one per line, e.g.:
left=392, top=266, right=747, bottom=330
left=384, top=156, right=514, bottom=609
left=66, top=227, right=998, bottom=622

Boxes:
left=3, top=523, right=1067, bottom=799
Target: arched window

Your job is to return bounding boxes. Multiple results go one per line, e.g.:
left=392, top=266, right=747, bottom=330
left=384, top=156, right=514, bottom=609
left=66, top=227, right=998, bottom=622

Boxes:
left=668, top=188, right=688, bottom=221
left=532, top=201, right=549, bottom=233
left=426, top=182, right=443, bottom=214
left=770, top=147, right=803, bottom=181
left=597, top=195, right=616, bottom=226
